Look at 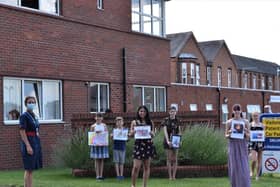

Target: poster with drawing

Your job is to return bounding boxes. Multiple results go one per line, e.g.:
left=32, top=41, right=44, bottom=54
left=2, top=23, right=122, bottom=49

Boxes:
left=230, top=120, right=245, bottom=139
left=134, top=126, right=151, bottom=139
left=250, top=130, right=265, bottom=142
left=88, top=131, right=109, bottom=146
left=171, top=135, right=181, bottom=149
left=113, top=128, right=129, bottom=141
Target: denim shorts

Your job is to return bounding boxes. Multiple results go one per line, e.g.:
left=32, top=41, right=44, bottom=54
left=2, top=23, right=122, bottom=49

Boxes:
left=113, top=150, right=126, bottom=164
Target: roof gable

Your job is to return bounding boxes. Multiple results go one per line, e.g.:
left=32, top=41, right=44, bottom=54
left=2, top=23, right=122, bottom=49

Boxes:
left=167, top=32, right=193, bottom=57
left=198, top=40, right=224, bottom=65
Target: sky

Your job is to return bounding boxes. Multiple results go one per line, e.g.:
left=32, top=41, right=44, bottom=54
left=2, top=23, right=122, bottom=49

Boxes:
left=165, top=0, right=280, bottom=65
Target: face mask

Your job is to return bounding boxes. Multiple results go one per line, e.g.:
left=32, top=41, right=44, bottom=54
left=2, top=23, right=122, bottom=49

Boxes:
left=27, top=103, right=36, bottom=111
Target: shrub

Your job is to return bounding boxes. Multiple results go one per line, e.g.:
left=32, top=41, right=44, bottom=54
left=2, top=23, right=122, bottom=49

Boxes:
left=180, top=125, right=227, bottom=165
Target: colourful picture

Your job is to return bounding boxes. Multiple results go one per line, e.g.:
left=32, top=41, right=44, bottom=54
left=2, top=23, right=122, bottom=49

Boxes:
left=88, top=131, right=109, bottom=146
left=113, top=128, right=129, bottom=141
left=250, top=130, right=265, bottom=142
left=171, top=135, right=181, bottom=149
left=230, top=120, right=245, bottom=139
left=134, top=126, right=151, bottom=139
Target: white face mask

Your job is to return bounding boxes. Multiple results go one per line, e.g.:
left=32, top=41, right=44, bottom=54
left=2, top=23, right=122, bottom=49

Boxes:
left=27, top=103, right=36, bottom=111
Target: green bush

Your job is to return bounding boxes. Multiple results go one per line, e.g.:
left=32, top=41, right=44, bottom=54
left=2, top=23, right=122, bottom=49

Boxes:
left=152, top=130, right=166, bottom=166
left=180, top=125, right=227, bottom=165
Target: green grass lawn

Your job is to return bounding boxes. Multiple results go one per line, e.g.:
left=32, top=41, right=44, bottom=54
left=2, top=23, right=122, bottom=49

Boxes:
left=0, top=168, right=279, bottom=187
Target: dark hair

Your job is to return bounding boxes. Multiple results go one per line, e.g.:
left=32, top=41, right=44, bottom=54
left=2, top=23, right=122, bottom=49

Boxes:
left=169, top=106, right=177, bottom=111
left=136, top=105, right=152, bottom=124
left=232, top=104, right=241, bottom=111
left=24, top=96, right=36, bottom=106
left=95, top=113, right=103, bottom=118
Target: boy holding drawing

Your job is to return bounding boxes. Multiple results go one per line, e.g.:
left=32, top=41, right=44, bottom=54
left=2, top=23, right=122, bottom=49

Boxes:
left=90, top=113, right=109, bottom=180
left=112, top=116, right=127, bottom=180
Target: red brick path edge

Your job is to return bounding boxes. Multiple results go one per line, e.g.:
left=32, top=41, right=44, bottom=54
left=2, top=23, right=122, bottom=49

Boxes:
left=72, top=164, right=228, bottom=178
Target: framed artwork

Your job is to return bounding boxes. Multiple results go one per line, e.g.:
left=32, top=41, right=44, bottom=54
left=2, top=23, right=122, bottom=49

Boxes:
left=113, top=128, right=129, bottom=141
left=171, top=135, right=181, bottom=149
left=134, top=126, right=151, bottom=139
left=250, top=130, right=265, bottom=142
left=230, top=120, right=244, bottom=139
left=88, top=131, right=108, bottom=146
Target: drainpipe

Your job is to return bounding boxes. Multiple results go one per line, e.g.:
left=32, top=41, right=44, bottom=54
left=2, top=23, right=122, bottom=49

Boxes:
left=217, top=87, right=221, bottom=128
left=261, top=91, right=265, bottom=113
left=122, top=48, right=127, bottom=112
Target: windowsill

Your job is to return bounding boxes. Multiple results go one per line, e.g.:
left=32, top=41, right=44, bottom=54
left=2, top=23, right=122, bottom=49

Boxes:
left=4, top=120, right=65, bottom=125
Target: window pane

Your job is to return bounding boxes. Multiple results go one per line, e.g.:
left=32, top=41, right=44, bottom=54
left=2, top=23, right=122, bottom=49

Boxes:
left=144, top=87, right=154, bottom=112
left=142, top=0, right=151, bottom=15
left=132, top=0, right=140, bottom=12
left=100, top=84, right=109, bottom=112
left=143, top=16, right=152, bottom=34
left=152, top=18, right=161, bottom=36
left=133, top=87, right=142, bottom=112
left=132, top=12, right=140, bottom=32
left=21, top=0, right=39, bottom=9
left=43, top=81, right=61, bottom=120
left=24, top=80, right=42, bottom=118
left=39, top=0, right=58, bottom=14
left=0, top=0, right=18, bottom=6
left=152, top=0, right=161, bottom=17
left=4, top=79, right=21, bottom=120
left=89, top=83, right=98, bottom=112
left=155, top=88, right=165, bottom=112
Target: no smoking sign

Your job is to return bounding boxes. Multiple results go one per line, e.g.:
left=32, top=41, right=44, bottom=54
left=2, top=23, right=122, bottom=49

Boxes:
left=265, top=157, right=278, bottom=172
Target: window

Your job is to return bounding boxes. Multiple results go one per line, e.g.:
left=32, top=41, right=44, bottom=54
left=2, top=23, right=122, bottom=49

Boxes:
left=227, top=69, right=232, bottom=87
left=131, top=0, right=164, bottom=36
left=206, top=66, right=212, bottom=85
left=133, top=86, right=166, bottom=112
left=189, top=104, right=197, bottom=111
left=243, top=73, right=248, bottom=88
left=246, top=105, right=261, bottom=121
left=0, top=0, right=59, bottom=14
left=181, top=63, right=187, bottom=84
left=268, top=77, right=273, bottom=90
left=261, top=76, right=265, bottom=89
left=222, top=104, right=228, bottom=123
left=190, top=63, right=195, bottom=84
left=196, top=64, right=200, bottom=85
left=217, top=67, right=222, bottom=87
left=89, top=83, right=109, bottom=113
left=3, top=77, right=62, bottom=123
left=97, top=0, right=104, bottom=9
left=252, top=74, right=256, bottom=89
left=205, top=104, right=213, bottom=111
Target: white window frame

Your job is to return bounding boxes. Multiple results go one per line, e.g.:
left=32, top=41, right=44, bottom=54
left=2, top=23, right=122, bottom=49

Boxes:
left=181, top=63, right=187, bottom=84
left=217, top=67, right=222, bottom=87
left=0, top=0, right=60, bottom=15
left=222, top=104, right=229, bottom=123
left=189, top=104, right=197, bottom=111
left=3, top=77, right=63, bottom=125
left=227, top=69, right=232, bottom=87
left=97, top=0, right=104, bottom=10
left=205, top=104, right=213, bottom=111
left=268, top=77, right=273, bottom=90
left=89, top=82, right=110, bottom=113
left=252, top=74, right=256, bottom=89
left=133, top=85, right=166, bottom=112
left=261, top=76, right=265, bottom=89
left=196, top=64, right=200, bottom=85
left=190, top=63, right=195, bottom=84
left=207, top=66, right=212, bottom=86
left=246, top=104, right=261, bottom=120
left=244, top=73, right=248, bottom=89
left=131, top=0, right=164, bottom=36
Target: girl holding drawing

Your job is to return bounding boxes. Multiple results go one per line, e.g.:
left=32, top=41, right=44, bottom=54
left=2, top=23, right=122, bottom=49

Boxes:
left=112, top=116, right=127, bottom=180
left=225, top=104, right=251, bottom=187
left=248, top=112, right=265, bottom=180
left=129, top=105, right=156, bottom=187
left=90, top=113, right=109, bottom=180
left=161, top=106, right=181, bottom=180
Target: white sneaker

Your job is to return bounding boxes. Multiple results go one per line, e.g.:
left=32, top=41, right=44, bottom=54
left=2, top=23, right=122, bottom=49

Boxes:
left=256, top=176, right=259, bottom=181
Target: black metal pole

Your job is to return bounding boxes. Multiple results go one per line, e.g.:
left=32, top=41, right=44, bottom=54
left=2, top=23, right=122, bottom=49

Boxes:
left=122, top=48, right=127, bottom=112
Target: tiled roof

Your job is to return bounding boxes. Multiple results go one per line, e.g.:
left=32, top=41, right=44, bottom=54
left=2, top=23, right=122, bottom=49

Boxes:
left=198, top=40, right=224, bottom=65
left=166, top=32, right=193, bottom=57
left=232, top=55, right=279, bottom=75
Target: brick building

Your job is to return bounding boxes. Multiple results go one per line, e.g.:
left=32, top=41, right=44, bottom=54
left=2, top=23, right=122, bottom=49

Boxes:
left=0, top=0, right=171, bottom=169
left=167, top=32, right=280, bottom=126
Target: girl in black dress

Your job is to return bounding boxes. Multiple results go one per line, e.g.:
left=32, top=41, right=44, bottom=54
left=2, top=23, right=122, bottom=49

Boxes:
left=248, top=112, right=265, bottom=180
left=130, top=106, right=155, bottom=187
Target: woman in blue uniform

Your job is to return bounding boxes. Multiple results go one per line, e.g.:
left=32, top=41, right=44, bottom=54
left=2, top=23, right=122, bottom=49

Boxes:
left=19, top=96, right=42, bottom=187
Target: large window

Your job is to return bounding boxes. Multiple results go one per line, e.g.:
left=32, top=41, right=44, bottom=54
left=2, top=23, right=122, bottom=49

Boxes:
left=217, top=67, right=222, bottom=87
left=0, top=0, right=59, bottom=14
left=261, top=76, right=265, bottom=89
left=252, top=74, right=256, bottom=89
left=196, top=64, right=200, bottom=85
left=268, top=77, right=273, bottom=90
left=132, top=0, right=164, bottom=36
left=243, top=73, right=248, bottom=88
left=97, top=0, right=104, bottom=9
left=222, top=104, right=228, bottom=123
left=227, top=69, right=232, bottom=87
left=133, top=86, right=166, bottom=112
left=206, top=66, right=212, bottom=86
left=3, top=77, right=62, bottom=123
left=181, top=63, right=187, bottom=84
left=89, top=83, right=109, bottom=113
left=190, top=63, right=195, bottom=84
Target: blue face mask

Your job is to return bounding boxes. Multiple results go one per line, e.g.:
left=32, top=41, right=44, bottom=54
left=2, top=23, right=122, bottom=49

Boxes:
left=27, top=103, right=36, bottom=111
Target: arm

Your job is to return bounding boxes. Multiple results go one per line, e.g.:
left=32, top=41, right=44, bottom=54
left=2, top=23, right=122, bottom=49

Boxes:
left=19, top=129, right=33, bottom=155
left=129, top=120, right=136, bottom=137
left=244, top=120, right=250, bottom=140
left=225, top=120, right=231, bottom=138
left=163, top=125, right=171, bottom=147
left=150, top=120, right=155, bottom=138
